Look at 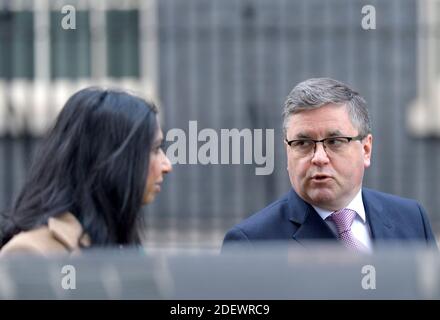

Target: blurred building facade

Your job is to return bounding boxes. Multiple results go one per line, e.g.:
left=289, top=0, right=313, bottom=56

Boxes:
left=1, top=0, right=439, bottom=248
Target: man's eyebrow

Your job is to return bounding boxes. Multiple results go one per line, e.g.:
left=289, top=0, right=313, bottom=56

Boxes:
left=294, top=133, right=312, bottom=139
left=292, top=131, right=345, bottom=139
left=326, top=130, right=344, bottom=137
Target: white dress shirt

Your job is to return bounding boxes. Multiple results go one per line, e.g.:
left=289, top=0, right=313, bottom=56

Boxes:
left=312, top=189, right=373, bottom=252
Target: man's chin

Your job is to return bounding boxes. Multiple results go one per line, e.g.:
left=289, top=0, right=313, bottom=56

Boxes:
left=307, top=190, right=337, bottom=208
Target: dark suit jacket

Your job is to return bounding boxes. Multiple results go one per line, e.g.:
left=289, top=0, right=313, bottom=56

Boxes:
left=223, top=188, right=437, bottom=250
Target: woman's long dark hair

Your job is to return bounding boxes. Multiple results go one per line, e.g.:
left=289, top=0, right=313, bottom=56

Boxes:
left=0, top=87, right=158, bottom=247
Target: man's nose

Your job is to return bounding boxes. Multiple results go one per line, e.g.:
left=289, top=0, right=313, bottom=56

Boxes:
left=311, top=142, right=330, bottom=165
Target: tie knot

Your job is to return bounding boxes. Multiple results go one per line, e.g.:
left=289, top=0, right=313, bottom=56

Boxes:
left=328, top=208, right=357, bottom=235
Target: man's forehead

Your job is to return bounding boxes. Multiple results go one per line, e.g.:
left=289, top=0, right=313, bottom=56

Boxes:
left=289, top=103, right=350, bottom=121
left=287, top=115, right=353, bottom=128
left=290, top=103, right=348, bottom=118
left=286, top=113, right=356, bottom=137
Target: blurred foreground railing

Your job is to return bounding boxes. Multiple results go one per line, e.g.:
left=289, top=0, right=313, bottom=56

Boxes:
left=0, top=243, right=438, bottom=299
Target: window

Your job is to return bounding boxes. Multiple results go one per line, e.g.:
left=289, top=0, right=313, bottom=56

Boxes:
left=0, top=11, right=34, bottom=79
left=106, top=10, right=140, bottom=78
left=408, top=0, right=440, bottom=136
left=50, top=10, right=91, bottom=79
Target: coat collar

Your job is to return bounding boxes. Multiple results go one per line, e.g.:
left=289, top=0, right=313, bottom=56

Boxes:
left=362, top=188, right=393, bottom=240
left=286, top=189, right=337, bottom=244
left=48, top=212, right=91, bottom=251
left=286, top=188, right=395, bottom=244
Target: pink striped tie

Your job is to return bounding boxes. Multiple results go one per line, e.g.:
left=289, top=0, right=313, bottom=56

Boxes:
left=328, top=208, right=365, bottom=251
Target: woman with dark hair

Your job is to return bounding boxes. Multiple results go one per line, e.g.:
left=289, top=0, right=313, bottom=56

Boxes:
left=0, top=87, right=172, bottom=256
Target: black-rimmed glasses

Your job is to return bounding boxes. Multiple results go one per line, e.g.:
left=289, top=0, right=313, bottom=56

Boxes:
left=285, top=135, right=365, bottom=156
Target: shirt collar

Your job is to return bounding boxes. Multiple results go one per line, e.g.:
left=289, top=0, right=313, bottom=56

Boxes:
left=312, top=189, right=366, bottom=222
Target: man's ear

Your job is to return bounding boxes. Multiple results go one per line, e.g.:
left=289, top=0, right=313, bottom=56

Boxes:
left=363, top=134, right=373, bottom=168
left=284, top=139, right=290, bottom=168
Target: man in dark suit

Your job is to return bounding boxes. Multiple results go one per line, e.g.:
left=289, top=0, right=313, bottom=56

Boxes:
left=223, top=78, right=437, bottom=252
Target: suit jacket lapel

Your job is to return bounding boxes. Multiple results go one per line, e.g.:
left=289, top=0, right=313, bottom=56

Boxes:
left=362, top=189, right=393, bottom=241
left=287, top=189, right=337, bottom=244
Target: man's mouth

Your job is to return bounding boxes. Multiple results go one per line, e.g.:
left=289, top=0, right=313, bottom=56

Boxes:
left=310, top=174, right=332, bottom=181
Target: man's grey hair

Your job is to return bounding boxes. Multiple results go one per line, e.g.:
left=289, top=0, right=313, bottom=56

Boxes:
left=283, top=78, right=371, bottom=137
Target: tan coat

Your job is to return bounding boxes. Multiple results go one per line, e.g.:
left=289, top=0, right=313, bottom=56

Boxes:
left=0, top=212, right=91, bottom=257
